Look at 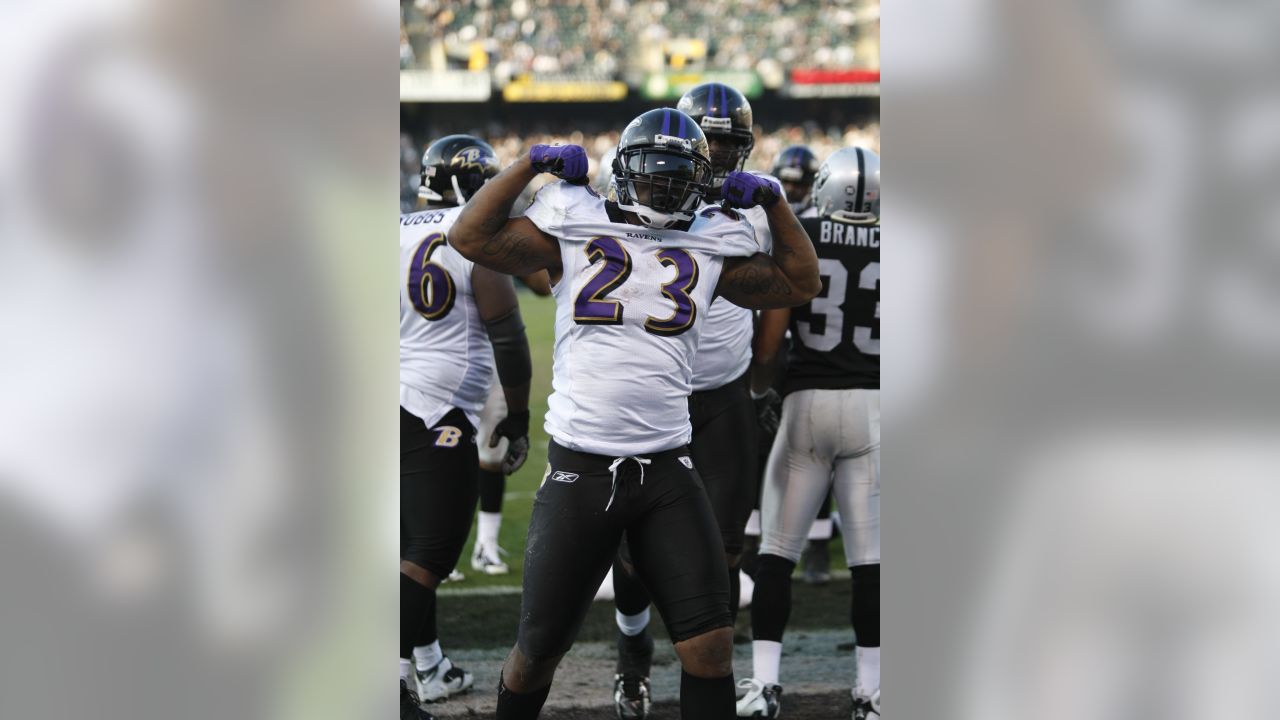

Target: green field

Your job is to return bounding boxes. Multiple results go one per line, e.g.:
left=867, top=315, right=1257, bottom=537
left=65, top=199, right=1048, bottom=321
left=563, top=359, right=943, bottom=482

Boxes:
left=453, top=288, right=559, bottom=589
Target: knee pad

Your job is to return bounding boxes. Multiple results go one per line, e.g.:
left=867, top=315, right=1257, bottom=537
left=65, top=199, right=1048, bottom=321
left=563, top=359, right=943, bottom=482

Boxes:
left=850, top=563, right=880, bottom=646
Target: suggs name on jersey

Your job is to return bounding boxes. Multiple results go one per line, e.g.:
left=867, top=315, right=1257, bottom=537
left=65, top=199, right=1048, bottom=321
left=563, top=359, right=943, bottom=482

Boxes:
left=401, top=211, right=448, bottom=226
left=819, top=221, right=879, bottom=248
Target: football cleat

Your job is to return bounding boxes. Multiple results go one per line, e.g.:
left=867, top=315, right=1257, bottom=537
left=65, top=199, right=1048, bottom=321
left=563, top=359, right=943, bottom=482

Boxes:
left=470, top=541, right=510, bottom=575
left=613, top=673, right=651, bottom=719
left=441, top=568, right=465, bottom=584
left=401, top=679, right=436, bottom=720
left=801, top=540, right=832, bottom=585
left=852, top=689, right=881, bottom=719
left=415, top=656, right=473, bottom=703
left=736, top=678, right=782, bottom=718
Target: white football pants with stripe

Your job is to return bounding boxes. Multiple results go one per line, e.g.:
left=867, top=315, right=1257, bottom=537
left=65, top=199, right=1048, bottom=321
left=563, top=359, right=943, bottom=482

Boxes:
left=759, top=388, right=880, bottom=567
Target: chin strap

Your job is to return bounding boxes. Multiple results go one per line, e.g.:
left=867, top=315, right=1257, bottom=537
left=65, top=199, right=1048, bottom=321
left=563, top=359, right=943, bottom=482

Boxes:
left=451, top=176, right=467, bottom=206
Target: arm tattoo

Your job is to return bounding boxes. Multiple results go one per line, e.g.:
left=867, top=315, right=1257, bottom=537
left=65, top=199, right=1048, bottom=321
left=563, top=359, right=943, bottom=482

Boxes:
left=481, top=229, right=539, bottom=271
left=730, top=261, right=793, bottom=297
left=476, top=209, right=508, bottom=237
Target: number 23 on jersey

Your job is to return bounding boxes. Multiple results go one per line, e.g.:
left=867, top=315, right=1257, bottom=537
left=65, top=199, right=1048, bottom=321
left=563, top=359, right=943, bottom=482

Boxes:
left=572, top=236, right=700, bottom=337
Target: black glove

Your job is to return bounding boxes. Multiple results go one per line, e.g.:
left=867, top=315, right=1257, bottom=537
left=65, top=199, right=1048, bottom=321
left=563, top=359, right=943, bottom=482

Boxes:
left=489, top=409, right=530, bottom=475
left=752, top=388, right=782, bottom=438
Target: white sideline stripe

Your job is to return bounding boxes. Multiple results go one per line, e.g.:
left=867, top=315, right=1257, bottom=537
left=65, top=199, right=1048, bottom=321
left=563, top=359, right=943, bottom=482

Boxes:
left=438, top=585, right=523, bottom=597
left=437, top=570, right=852, bottom=597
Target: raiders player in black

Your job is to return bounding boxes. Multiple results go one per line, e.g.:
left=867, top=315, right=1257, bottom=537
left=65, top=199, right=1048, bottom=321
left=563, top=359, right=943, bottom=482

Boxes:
left=740, top=147, right=882, bottom=720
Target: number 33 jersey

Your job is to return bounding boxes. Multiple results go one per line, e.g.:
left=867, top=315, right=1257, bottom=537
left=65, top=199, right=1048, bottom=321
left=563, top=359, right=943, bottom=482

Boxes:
left=399, top=206, right=494, bottom=428
left=785, top=216, right=880, bottom=394
left=524, top=180, right=758, bottom=456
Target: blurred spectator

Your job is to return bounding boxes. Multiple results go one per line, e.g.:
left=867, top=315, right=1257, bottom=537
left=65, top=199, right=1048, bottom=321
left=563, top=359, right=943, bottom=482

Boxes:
left=400, top=0, right=879, bottom=79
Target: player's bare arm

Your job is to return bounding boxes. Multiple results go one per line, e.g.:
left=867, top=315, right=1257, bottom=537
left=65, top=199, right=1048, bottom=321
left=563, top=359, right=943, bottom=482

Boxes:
left=517, top=270, right=553, bottom=297
left=472, top=265, right=533, bottom=474
left=750, top=307, right=791, bottom=395
left=450, top=157, right=561, bottom=278
left=716, top=173, right=821, bottom=308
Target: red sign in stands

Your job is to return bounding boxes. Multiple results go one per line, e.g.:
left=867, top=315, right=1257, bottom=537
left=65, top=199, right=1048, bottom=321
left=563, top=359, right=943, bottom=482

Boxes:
left=790, top=69, right=881, bottom=85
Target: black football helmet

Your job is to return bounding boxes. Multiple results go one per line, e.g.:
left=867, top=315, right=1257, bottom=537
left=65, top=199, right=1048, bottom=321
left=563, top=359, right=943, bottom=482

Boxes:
left=611, top=108, right=713, bottom=229
left=770, top=145, right=820, bottom=213
left=675, top=83, right=755, bottom=189
left=418, top=134, right=500, bottom=206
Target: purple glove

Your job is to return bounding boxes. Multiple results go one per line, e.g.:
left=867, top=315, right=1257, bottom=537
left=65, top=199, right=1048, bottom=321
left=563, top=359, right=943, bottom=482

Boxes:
left=721, top=171, right=781, bottom=209
left=529, top=144, right=589, bottom=183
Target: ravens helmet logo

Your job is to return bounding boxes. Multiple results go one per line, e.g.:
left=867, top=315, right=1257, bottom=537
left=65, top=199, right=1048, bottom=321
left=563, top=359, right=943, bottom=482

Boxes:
left=451, top=147, right=491, bottom=172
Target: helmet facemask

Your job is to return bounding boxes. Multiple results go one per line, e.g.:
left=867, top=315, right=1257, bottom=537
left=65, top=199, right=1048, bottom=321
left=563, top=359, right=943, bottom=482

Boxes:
left=613, top=147, right=712, bottom=229
left=705, top=134, right=754, bottom=190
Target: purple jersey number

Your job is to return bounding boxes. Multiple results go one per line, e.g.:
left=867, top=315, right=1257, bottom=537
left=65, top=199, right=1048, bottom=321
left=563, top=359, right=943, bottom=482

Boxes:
left=644, top=248, right=700, bottom=336
left=573, top=237, right=699, bottom=337
left=407, top=232, right=456, bottom=320
left=573, top=236, right=632, bottom=325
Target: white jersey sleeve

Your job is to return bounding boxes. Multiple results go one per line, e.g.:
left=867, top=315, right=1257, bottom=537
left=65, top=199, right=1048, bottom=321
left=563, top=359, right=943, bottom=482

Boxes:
left=689, top=177, right=781, bottom=390
left=399, top=206, right=494, bottom=429
left=525, top=182, right=755, bottom=455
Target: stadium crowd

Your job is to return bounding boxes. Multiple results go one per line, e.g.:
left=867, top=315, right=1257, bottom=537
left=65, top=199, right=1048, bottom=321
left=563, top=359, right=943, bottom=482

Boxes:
left=400, top=0, right=879, bottom=78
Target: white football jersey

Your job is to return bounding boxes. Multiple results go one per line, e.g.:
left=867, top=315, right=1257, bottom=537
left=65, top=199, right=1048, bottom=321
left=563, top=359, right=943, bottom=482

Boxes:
left=399, top=206, right=494, bottom=429
left=525, top=181, right=757, bottom=456
left=690, top=173, right=780, bottom=391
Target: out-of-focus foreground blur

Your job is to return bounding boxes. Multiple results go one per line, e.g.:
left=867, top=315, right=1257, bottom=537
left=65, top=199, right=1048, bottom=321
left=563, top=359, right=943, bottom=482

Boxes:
left=1, top=0, right=1278, bottom=718
left=885, top=1, right=1280, bottom=719
left=0, top=1, right=396, bottom=718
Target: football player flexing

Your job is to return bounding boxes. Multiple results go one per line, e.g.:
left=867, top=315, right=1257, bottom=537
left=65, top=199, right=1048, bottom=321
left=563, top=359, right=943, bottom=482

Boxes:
left=449, top=108, right=820, bottom=720
left=770, top=145, right=821, bottom=218
left=605, top=82, right=791, bottom=720
left=399, top=135, right=533, bottom=719
left=743, top=147, right=882, bottom=720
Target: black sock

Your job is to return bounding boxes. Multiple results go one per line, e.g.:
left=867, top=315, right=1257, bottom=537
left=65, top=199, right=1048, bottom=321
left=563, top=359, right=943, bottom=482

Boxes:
left=612, top=556, right=652, bottom=616
left=728, top=564, right=742, bottom=623
left=740, top=535, right=761, bottom=578
left=750, top=554, right=795, bottom=642
left=850, top=563, right=880, bottom=646
left=415, top=583, right=438, bottom=649
left=616, top=628, right=655, bottom=676
left=479, top=468, right=505, bottom=513
left=400, top=573, right=429, bottom=659
left=680, top=671, right=735, bottom=720
left=496, top=678, right=552, bottom=720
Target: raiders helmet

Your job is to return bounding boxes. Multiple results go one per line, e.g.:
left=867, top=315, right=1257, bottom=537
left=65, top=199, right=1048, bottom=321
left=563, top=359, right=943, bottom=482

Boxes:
left=813, top=147, right=880, bottom=223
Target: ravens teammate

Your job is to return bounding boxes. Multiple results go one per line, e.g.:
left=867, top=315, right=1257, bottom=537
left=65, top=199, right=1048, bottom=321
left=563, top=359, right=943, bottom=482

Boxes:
left=770, top=145, right=821, bottom=217
left=399, top=135, right=533, bottom=719
left=740, top=147, right=882, bottom=720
